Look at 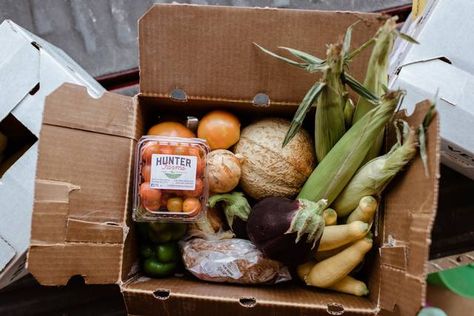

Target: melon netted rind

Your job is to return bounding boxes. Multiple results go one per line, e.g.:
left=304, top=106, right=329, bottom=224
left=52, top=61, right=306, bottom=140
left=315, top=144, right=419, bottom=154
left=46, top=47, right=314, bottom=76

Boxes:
left=234, top=118, right=316, bottom=200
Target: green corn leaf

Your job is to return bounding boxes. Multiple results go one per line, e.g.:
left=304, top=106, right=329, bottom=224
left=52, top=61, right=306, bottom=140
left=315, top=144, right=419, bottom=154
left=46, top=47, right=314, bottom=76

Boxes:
left=418, top=100, right=437, bottom=177
left=278, top=46, right=325, bottom=64
left=422, top=102, right=437, bottom=130
left=342, top=21, right=360, bottom=57
left=418, top=125, right=429, bottom=177
left=343, top=73, right=379, bottom=104
left=396, top=31, right=420, bottom=44
left=307, top=63, right=328, bottom=73
left=254, top=43, right=307, bottom=69
left=345, top=37, right=376, bottom=63
left=283, top=82, right=326, bottom=147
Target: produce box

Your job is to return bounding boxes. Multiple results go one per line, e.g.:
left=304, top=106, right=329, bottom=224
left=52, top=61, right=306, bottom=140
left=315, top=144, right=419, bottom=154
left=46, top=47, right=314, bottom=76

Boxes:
left=389, top=0, right=474, bottom=180
left=26, top=4, right=440, bottom=315
left=0, top=20, right=104, bottom=289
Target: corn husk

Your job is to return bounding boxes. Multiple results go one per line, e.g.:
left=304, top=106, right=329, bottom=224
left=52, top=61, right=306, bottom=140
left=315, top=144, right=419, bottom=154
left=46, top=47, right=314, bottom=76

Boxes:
left=343, top=98, right=355, bottom=128
left=254, top=24, right=360, bottom=149
left=333, top=120, right=417, bottom=215
left=315, top=43, right=346, bottom=161
left=353, top=17, right=397, bottom=122
left=352, top=17, right=397, bottom=162
left=298, top=90, right=402, bottom=205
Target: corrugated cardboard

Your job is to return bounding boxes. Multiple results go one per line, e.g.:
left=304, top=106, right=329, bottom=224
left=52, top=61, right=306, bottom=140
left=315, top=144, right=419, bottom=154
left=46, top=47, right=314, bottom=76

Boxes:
left=27, top=4, right=440, bottom=315
left=27, top=83, right=138, bottom=286
left=139, top=4, right=382, bottom=104
left=0, top=20, right=105, bottom=289
left=389, top=0, right=474, bottom=180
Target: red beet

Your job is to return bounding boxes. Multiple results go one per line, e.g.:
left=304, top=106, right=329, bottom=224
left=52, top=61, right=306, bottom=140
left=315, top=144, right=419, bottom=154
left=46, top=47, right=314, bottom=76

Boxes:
left=247, top=197, right=326, bottom=265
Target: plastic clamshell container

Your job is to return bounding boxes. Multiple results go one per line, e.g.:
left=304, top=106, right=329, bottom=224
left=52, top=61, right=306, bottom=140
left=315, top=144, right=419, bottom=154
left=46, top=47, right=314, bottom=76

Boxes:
left=133, top=136, right=209, bottom=222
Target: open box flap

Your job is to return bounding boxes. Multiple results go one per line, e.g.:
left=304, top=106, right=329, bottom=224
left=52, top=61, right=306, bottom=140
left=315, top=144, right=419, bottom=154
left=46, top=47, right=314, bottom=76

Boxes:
left=0, top=21, right=40, bottom=122
left=138, top=3, right=385, bottom=105
left=379, top=101, right=440, bottom=315
left=27, top=83, right=140, bottom=286
left=0, top=236, right=16, bottom=273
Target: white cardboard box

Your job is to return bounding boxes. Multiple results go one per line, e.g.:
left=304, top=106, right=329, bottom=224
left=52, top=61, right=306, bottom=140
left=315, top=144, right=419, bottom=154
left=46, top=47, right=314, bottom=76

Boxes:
left=0, top=20, right=104, bottom=289
left=390, top=0, right=474, bottom=179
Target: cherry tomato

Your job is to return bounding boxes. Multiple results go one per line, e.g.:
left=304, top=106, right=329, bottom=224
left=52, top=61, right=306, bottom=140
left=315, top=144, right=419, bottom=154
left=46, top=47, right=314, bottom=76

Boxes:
left=182, top=146, right=205, bottom=177
left=196, top=157, right=206, bottom=177
left=142, top=143, right=160, bottom=162
left=147, top=122, right=195, bottom=138
left=160, top=192, right=171, bottom=207
left=183, top=178, right=203, bottom=198
left=197, top=111, right=240, bottom=150
left=187, top=146, right=202, bottom=158
left=140, top=182, right=161, bottom=211
left=183, top=197, right=201, bottom=214
left=173, top=145, right=189, bottom=156
left=142, top=143, right=173, bottom=163
left=158, top=145, right=173, bottom=155
left=167, top=197, right=183, bottom=212
left=141, top=163, right=151, bottom=182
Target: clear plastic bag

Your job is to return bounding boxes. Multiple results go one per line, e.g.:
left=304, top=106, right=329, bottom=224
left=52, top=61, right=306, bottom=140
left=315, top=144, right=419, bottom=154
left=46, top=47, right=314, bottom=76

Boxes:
left=181, top=238, right=291, bottom=284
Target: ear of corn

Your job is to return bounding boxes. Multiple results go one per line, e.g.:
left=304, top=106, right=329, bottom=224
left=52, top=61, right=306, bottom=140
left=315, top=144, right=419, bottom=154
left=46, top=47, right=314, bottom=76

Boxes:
left=297, top=90, right=401, bottom=205
left=353, top=17, right=397, bottom=123
left=332, top=120, right=417, bottom=215
left=315, top=43, right=347, bottom=161
left=352, top=17, right=398, bottom=163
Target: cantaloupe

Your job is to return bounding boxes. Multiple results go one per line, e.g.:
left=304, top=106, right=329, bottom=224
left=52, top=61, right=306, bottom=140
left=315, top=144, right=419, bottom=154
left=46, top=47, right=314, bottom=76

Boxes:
left=234, top=118, right=315, bottom=200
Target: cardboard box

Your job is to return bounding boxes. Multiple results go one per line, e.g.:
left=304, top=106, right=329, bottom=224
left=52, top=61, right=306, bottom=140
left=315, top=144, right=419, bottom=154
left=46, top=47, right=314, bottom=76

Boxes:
left=391, top=60, right=474, bottom=180
left=26, top=4, right=440, bottom=315
left=389, top=0, right=474, bottom=180
left=0, top=20, right=105, bottom=289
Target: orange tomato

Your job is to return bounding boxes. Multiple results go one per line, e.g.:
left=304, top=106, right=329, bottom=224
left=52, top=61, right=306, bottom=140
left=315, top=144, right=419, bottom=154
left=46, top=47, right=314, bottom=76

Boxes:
left=187, top=146, right=202, bottom=158
left=147, top=122, right=195, bottom=138
left=183, top=178, right=203, bottom=198
left=167, top=197, right=184, bottom=212
left=196, top=157, right=205, bottom=177
left=141, top=164, right=151, bottom=182
left=142, top=143, right=160, bottom=162
left=140, top=182, right=161, bottom=211
left=173, top=144, right=189, bottom=156
left=158, top=145, right=173, bottom=155
left=142, top=143, right=173, bottom=162
left=197, top=111, right=240, bottom=150
left=183, top=197, right=201, bottom=214
left=185, top=146, right=205, bottom=176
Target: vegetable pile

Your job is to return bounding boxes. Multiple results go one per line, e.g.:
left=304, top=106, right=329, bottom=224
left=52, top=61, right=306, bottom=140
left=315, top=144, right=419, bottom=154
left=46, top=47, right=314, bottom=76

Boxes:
left=133, top=17, right=436, bottom=297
